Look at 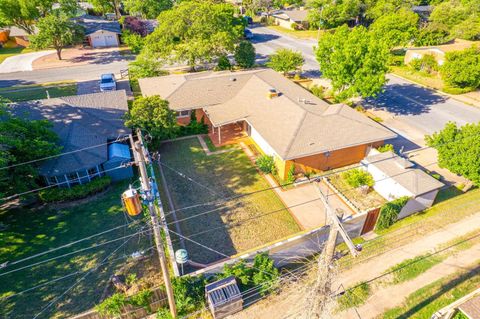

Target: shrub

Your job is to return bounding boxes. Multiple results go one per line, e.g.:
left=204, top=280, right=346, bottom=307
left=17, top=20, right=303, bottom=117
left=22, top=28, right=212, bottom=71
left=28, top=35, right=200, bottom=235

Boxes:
left=414, top=23, right=450, bottom=46
left=216, top=55, right=232, bottom=71
left=178, top=112, right=208, bottom=136
left=441, top=47, right=480, bottom=89
left=409, top=54, right=438, bottom=74
left=220, top=260, right=253, bottom=289
left=342, top=169, right=374, bottom=188
left=310, top=84, right=325, bottom=99
left=38, top=176, right=111, bottom=203
left=122, top=30, right=145, bottom=54
left=255, top=155, right=276, bottom=174
left=172, top=275, right=206, bottom=316
left=286, top=164, right=296, bottom=183
left=234, top=40, right=256, bottom=69
left=376, top=196, right=409, bottom=231
left=442, top=86, right=475, bottom=95
left=129, top=289, right=153, bottom=313
left=96, top=293, right=128, bottom=317
left=252, top=253, right=279, bottom=296
left=336, top=282, right=371, bottom=311
left=377, top=144, right=394, bottom=153
left=156, top=308, right=174, bottom=319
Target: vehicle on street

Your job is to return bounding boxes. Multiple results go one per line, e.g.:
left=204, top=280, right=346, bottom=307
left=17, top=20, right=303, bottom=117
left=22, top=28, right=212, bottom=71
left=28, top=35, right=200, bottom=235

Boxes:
left=99, top=73, right=117, bottom=91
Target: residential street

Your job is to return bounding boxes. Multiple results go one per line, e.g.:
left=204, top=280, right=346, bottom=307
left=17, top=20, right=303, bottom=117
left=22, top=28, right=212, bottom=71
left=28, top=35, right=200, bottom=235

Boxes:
left=0, top=60, right=129, bottom=88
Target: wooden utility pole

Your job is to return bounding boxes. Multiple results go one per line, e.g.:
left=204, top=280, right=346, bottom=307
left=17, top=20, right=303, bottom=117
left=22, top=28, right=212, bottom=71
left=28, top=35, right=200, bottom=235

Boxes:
left=130, top=132, right=177, bottom=318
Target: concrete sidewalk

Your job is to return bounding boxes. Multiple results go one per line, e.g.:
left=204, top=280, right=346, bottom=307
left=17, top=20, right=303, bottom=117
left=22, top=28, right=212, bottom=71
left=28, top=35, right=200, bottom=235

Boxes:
left=0, top=50, right=54, bottom=73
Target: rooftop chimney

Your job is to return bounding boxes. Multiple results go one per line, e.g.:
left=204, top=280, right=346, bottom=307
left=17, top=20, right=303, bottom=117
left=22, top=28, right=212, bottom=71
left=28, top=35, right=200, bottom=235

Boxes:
left=267, top=88, right=279, bottom=99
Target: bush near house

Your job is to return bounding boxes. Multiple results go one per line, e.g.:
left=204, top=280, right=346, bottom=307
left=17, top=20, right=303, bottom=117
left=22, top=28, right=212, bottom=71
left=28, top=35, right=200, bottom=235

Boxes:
left=256, top=155, right=277, bottom=174
left=342, top=169, right=374, bottom=188
left=178, top=112, right=209, bottom=136
left=441, top=47, right=480, bottom=90
left=377, top=144, right=395, bottom=153
left=122, top=29, right=145, bottom=54
left=38, top=176, right=111, bottom=203
left=376, top=196, right=410, bottom=231
left=337, top=282, right=371, bottom=311
left=409, top=54, right=439, bottom=75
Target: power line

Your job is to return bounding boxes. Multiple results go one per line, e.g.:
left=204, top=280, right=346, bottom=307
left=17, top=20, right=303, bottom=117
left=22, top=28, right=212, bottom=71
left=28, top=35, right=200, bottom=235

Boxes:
left=0, top=135, right=132, bottom=171
left=32, top=223, right=150, bottom=319
left=0, top=163, right=134, bottom=202
left=0, top=226, right=150, bottom=277
left=1, top=219, right=144, bottom=270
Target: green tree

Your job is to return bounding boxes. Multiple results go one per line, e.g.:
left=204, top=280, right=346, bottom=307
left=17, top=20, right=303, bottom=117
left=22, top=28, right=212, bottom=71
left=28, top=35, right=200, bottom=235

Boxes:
left=87, top=0, right=121, bottom=17
left=123, top=0, right=172, bottom=19
left=369, top=8, right=419, bottom=48
left=441, top=47, right=480, bottom=89
left=30, top=13, right=84, bottom=60
left=0, top=0, right=78, bottom=34
left=426, top=122, right=480, bottom=185
left=144, top=0, right=244, bottom=70
left=429, top=0, right=480, bottom=40
left=216, top=55, right=232, bottom=70
left=124, top=95, right=179, bottom=142
left=266, top=48, right=304, bottom=75
left=0, top=100, right=61, bottom=199
left=414, top=22, right=450, bottom=46
left=129, top=54, right=167, bottom=80
left=342, top=168, right=374, bottom=188
left=234, top=40, right=256, bottom=69
left=365, top=0, right=419, bottom=20
left=307, top=0, right=363, bottom=29
left=315, top=25, right=389, bottom=100
left=122, top=29, right=145, bottom=54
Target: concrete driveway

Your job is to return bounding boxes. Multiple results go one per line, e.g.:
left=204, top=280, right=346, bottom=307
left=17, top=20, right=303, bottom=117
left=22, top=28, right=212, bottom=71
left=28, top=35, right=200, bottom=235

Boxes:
left=0, top=50, right=55, bottom=73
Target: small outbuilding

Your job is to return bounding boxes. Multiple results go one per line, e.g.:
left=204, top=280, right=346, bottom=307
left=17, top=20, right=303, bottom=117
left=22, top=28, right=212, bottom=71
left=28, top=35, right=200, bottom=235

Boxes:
left=361, top=150, right=444, bottom=219
left=75, top=15, right=121, bottom=48
left=205, top=276, right=243, bottom=319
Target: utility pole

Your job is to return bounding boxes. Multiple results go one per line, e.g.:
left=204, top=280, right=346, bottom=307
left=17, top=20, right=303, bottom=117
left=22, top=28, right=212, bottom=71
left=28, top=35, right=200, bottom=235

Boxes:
left=130, top=131, right=177, bottom=318
left=303, top=180, right=359, bottom=318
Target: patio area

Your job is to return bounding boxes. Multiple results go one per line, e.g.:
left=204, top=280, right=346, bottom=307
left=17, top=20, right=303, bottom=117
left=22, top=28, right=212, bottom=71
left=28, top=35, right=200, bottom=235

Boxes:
left=209, top=122, right=247, bottom=147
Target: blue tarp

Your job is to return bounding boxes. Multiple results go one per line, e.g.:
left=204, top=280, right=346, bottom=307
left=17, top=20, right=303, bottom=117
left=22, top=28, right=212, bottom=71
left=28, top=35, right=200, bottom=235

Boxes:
left=108, top=143, right=131, bottom=160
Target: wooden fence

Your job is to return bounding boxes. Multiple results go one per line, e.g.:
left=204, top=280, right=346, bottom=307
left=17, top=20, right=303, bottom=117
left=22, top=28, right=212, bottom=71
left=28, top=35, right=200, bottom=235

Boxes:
left=68, top=287, right=167, bottom=319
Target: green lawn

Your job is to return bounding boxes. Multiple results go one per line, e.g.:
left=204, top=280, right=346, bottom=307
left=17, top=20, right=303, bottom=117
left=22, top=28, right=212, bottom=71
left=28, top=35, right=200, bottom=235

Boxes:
left=337, top=282, right=371, bottom=311
left=383, top=262, right=480, bottom=319
left=0, top=41, right=34, bottom=64
left=0, top=82, right=77, bottom=102
left=0, top=181, right=151, bottom=319
left=386, top=254, right=445, bottom=284
left=339, top=187, right=480, bottom=269
left=158, top=137, right=301, bottom=264
left=268, top=25, right=320, bottom=40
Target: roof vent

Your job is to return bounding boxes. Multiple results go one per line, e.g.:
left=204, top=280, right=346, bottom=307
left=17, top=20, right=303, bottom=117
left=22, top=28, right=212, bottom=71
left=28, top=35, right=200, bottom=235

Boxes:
left=230, top=77, right=237, bottom=82
left=267, top=88, right=279, bottom=99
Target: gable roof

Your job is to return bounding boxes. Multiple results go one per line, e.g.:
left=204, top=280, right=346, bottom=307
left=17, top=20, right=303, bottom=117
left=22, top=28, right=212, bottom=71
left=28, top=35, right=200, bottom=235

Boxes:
left=272, top=9, right=309, bottom=22
left=8, top=26, right=39, bottom=37
left=362, top=151, right=444, bottom=196
left=74, top=15, right=121, bottom=35
left=139, top=69, right=397, bottom=160
left=8, top=91, right=129, bottom=176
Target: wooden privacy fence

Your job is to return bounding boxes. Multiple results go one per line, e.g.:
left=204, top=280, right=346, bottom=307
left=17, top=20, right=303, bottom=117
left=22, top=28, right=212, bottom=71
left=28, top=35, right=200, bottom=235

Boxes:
left=68, top=287, right=167, bottom=319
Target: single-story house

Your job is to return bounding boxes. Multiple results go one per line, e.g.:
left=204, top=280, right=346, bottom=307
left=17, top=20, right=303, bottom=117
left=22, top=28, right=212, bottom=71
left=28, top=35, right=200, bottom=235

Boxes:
left=8, top=90, right=133, bottom=187
left=272, top=9, right=309, bottom=30
left=8, top=26, right=38, bottom=47
left=361, top=150, right=444, bottom=219
left=139, top=68, right=397, bottom=180
left=404, top=39, right=478, bottom=65
left=75, top=15, right=121, bottom=48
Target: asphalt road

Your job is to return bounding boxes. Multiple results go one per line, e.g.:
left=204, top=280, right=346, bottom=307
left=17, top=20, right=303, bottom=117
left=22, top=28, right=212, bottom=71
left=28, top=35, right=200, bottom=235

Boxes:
left=0, top=60, right=129, bottom=88
left=250, top=25, right=319, bottom=76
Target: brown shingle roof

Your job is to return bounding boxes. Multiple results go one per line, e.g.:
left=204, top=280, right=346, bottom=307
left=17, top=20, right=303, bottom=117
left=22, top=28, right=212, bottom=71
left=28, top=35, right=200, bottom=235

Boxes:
left=139, top=69, right=397, bottom=160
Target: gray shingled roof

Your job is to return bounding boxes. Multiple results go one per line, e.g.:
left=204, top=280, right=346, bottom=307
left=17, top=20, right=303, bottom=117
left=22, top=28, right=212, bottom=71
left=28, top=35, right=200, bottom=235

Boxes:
left=139, top=69, right=397, bottom=160
left=8, top=90, right=129, bottom=176
left=272, top=9, right=309, bottom=22
left=362, top=151, right=444, bottom=196
left=75, top=15, right=121, bottom=35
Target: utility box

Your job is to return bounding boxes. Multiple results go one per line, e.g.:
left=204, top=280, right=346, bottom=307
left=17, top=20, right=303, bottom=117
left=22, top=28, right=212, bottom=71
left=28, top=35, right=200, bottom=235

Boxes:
left=205, top=276, right=243, bottom=319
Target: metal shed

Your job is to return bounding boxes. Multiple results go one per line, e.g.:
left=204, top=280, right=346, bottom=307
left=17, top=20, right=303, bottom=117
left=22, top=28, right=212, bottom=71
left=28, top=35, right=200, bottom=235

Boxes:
left=104, top=143, right=133, bottom=181
left=205, top=276, right=243, bottom=319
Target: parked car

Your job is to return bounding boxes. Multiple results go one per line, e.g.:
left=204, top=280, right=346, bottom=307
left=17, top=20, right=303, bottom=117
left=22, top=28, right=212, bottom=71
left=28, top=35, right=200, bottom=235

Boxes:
left=99, top=73, right=117, bottom=92
left=244, top=15, right=253, bottom=25
left=244, top=29, right=254, bottom=40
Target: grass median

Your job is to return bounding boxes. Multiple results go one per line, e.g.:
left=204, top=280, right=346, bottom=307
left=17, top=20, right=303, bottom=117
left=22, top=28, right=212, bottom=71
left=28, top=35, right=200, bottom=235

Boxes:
left=0, top=82, right=77, bottom=102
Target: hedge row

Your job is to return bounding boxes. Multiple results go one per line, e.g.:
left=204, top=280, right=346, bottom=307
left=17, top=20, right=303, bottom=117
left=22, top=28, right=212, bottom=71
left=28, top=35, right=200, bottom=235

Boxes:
left=39, top=176, right=112, bottom=203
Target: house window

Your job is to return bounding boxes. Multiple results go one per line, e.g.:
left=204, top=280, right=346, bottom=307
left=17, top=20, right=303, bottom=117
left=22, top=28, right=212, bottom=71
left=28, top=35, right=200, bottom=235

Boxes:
left=176, top=110, right=191, bottom=118
left=67, top=172, right=79, bottom=186
left=88, top=167, right=99, bottom=179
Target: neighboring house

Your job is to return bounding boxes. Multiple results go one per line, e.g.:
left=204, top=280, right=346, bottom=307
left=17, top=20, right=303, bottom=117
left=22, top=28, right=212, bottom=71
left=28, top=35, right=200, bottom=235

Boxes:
left=0, top=29, right=8, bottom=44
left=8, top=90, right=133, bottom=187
left=412, top=5, right=433, bottom=21
left=139, top=68, right=396, bottom=180
left=8, top=26, right=38, bottom=47
left=75, top=15, right=121, bottom=47
left=272, top=9, right=309, bottom=30
left=404, top=39, right=478, bottom=65
left=361, top=150, right=444, bottom=219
